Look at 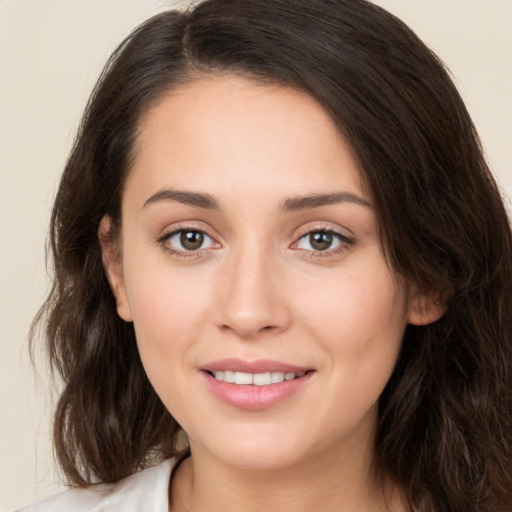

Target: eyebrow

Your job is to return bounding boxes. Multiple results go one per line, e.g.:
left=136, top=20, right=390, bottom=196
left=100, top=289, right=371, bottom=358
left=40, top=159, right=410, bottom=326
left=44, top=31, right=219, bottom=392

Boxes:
left=142, top=189, right=220, bottom=210
left=142, top=189, right=371, bottom=212
left=280, top=192, right=372, bottom=212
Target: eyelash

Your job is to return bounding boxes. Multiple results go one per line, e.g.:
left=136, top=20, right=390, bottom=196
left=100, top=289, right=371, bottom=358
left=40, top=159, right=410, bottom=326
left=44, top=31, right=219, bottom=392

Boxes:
left=156, top=224, right=219, bottom=259
left=156, top=225, right=355, bottom=259
left=291, top=228, right=354, bottom=258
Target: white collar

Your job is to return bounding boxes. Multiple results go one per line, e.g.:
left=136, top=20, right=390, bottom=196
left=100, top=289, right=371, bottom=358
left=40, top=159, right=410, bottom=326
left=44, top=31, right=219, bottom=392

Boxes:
left=16, top=458, right=175, bottom=512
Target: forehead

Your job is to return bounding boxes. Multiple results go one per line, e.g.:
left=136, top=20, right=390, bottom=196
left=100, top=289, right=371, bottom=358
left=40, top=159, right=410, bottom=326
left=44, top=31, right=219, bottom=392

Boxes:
left=125, top=75, right=366, bottom=208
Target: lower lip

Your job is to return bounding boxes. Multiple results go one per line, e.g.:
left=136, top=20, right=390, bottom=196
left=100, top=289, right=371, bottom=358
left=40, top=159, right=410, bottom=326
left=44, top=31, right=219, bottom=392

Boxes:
left=202, top=372, right=313, bottom=411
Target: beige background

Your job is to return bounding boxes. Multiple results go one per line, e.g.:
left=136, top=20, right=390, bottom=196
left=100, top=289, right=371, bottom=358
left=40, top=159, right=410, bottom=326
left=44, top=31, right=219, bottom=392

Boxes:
left=1, top=1, right=510, bottom=510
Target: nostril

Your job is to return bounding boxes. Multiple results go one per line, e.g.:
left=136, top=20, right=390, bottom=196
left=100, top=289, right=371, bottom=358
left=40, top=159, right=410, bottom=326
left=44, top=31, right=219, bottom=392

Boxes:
left=219, top=322, right=278, bottom=336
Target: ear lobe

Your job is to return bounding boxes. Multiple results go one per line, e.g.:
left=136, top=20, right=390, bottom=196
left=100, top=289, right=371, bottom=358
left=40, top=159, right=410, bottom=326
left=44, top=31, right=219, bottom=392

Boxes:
left=98, top=216, right=133, bottom=322
left=407, top=289, right=446, bottom=326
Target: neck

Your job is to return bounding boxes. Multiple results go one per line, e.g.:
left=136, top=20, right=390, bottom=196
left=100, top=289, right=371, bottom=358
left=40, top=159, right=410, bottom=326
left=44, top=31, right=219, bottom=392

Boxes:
left=169, top=437, right=406, bottom=512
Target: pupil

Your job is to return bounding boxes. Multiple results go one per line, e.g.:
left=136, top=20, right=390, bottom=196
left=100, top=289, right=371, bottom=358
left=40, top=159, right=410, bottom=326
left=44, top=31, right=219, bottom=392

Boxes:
left=310, top=231, right=332, bottom=251
left=180, top=231, right=204, bottom=250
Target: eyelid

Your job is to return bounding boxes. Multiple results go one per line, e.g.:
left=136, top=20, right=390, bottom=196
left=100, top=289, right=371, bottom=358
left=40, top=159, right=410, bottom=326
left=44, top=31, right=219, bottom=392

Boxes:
left=290, top=223, right=355, bottom=256
left=156, top=221, right=215, bottom=241
left=155, top=222, right=221, bottom=257
left=293, top=222, right=353, bottom=242
left=154, top=221, right=355, bottom=259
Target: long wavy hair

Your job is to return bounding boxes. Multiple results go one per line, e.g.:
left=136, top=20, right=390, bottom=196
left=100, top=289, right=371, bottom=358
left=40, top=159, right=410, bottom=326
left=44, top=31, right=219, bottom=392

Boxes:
left=32, top=1, right=512, bottom=510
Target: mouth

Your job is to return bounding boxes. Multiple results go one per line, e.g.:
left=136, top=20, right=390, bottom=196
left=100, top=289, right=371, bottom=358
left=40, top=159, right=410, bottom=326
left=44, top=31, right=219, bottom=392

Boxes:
left=205, top=370, right=309, bottom=386
left=200, top=359, right=315, bottom=411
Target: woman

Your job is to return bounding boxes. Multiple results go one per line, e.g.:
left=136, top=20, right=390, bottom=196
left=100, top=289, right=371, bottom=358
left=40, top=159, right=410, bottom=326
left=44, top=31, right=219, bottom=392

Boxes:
left=18, top=0, right=512, bottom=511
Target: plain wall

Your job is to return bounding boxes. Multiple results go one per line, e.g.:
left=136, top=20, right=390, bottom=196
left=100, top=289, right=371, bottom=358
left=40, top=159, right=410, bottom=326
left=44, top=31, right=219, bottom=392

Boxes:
left=1, top=1, right=510, bottom=509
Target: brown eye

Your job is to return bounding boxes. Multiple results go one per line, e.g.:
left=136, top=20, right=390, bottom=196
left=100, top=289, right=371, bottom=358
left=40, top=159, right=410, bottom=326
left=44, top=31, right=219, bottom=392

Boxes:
left=294, top=229, right=351, bottom=254
left=162, top=229, right=217, bottom=254
left=309, top=231, right=334, bottom=251
left=180, top=230, right=205, bottom=250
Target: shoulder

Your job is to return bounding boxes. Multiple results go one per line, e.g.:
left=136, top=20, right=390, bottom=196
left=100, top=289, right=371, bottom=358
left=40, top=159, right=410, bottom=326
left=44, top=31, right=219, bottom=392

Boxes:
left=15, top=459, right=175, bottom=512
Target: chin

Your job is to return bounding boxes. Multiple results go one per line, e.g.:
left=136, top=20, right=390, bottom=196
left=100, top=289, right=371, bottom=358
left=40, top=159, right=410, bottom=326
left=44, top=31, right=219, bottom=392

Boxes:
left=213, top=445, right=308, bottom=472
left=188, top=421, right=328, bottom=472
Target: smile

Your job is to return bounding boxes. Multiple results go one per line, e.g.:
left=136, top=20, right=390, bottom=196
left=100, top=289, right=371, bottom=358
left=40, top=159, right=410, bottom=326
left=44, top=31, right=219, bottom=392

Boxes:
left=209, top=370, right=306, bottom=386
left=201, top=360, right=315, bottom=411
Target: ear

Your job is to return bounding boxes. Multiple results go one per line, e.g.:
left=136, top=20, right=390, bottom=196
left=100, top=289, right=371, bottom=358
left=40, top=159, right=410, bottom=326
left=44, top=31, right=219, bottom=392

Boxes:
left=407, top=287, right=446, bottom=326
left=98, top=216, right=133, bottom=322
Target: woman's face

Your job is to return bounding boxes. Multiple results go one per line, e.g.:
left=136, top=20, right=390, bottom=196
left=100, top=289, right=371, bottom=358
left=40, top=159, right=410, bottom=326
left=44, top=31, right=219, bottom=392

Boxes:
left=105, top=76, right=430, bottom=471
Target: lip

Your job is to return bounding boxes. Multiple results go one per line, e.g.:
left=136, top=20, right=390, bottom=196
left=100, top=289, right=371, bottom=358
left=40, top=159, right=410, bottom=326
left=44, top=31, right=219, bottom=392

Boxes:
left=201, top=358, right=310, bottom=374
left=200, top=358, right=315, bottom=411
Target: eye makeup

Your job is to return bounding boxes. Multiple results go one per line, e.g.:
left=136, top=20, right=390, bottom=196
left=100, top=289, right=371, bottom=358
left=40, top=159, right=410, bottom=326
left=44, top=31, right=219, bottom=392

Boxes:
left=154, top=222, right=356, bottom=262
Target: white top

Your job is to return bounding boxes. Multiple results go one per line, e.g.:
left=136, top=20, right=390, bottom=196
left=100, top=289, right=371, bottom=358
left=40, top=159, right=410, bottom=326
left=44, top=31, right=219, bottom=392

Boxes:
left=15, top=459, right=175, bottom=512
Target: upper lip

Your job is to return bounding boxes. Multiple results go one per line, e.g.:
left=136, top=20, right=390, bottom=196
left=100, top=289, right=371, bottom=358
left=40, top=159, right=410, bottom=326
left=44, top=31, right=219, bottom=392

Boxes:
left=201, top=358, right=311, bottom=374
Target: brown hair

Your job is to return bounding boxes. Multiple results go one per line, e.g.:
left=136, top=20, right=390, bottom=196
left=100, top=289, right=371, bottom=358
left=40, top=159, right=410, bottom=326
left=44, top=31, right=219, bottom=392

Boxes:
left=33, top=1, right=512, bottom=510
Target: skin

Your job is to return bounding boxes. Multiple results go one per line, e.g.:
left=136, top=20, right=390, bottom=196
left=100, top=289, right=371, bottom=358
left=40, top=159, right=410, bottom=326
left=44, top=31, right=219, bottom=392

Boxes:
left=101, top=76, right=442, bottom=512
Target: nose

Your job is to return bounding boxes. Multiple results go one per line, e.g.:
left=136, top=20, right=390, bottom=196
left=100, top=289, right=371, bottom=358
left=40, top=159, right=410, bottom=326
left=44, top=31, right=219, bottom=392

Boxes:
left=214, top=242, right=291, bottom=340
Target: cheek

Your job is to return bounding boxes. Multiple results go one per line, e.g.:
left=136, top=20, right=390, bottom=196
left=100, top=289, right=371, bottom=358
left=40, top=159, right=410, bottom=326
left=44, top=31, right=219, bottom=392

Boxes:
left=304, top=268, right=406, bottom=336
left=299, top=255, right=408, bottom=377
left=121, top=249, right=214, bottom=365
left=122, top=265, right=214, bottom=412
left=295, top=263, right=407, bottom=435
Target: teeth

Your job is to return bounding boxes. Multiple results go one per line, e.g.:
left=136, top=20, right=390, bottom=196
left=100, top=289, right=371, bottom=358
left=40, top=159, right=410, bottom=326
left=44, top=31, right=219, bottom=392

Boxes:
left=234, top=372, right=253, bottom=385
left=252, top=372, right=272, bottom=386
left=211, top=370, right=306, bottom=385
left=271, top=372, right=285, bottom=384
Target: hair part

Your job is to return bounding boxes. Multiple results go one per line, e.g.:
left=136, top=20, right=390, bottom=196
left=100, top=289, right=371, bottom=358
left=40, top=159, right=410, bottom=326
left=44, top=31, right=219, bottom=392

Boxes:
left=32, top=1, right=512, bottom=510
